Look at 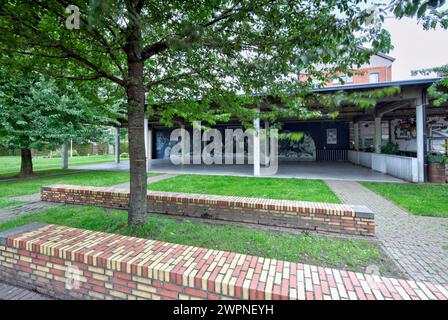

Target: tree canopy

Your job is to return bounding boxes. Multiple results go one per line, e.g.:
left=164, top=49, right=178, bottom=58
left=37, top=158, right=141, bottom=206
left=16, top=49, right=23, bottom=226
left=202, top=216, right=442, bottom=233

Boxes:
left=0, top=69, right=121, bottom=175
left=0, top=0, right=397, bottom=226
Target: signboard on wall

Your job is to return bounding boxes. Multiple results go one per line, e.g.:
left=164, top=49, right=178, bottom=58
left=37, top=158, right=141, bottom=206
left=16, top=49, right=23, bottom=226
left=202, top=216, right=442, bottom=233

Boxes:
left=326, top=128, right=337, bottom=145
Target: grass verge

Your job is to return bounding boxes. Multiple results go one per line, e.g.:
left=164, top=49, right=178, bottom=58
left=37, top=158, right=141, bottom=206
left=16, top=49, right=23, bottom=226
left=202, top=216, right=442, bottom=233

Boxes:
left=0, top=205, right=402, bottom=277
left=362, top=182, right=448, bottom=217
left=148, top=174, right=341, bottom=203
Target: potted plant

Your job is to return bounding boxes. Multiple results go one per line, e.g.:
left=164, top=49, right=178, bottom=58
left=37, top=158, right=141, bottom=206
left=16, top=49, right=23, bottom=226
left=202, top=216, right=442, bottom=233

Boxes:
left=381, top=142, right=400, bottom=155
left=427, top=153, right=447, bottom=183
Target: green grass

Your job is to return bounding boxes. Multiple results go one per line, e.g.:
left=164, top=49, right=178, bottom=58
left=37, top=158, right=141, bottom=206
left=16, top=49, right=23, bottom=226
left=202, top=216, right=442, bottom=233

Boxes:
left=0, top=170, right=131, bottom=208
left=0, top=155, right=115, bottom=178
left=0, top=205, right=400, bottom=276
left=362, top=182, right=448, bottom=217
left=148, top=174, right=340, bottom=203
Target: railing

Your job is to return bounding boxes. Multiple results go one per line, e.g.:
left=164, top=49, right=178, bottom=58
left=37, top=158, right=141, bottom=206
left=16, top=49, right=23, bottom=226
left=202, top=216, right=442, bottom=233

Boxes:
left=348, top=150, right=418, bottom=182
left=316, top=149, right=348, bottom=161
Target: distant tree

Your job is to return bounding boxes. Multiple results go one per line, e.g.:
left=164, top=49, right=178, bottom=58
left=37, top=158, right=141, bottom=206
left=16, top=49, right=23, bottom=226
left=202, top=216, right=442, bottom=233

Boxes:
left=0, top=1, right=394, bottom=227
left=0, top=70, right=120, bottom=176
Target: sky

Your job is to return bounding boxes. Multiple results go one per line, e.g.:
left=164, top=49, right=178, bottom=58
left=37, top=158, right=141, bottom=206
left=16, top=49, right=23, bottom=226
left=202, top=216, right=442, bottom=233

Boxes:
left=383, top=17, right=448, bottom=80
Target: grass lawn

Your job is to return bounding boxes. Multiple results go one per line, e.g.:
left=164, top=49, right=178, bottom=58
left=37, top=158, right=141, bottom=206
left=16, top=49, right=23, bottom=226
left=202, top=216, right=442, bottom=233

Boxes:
left=362, top=182, right=448, bottom=217
left=0, top=170, right=132, bottom=208
left=148, top=174, right=340, bottom=203
left=0, top=205, right=401, bottom=277
left=0, top=155, right=115, bottom=178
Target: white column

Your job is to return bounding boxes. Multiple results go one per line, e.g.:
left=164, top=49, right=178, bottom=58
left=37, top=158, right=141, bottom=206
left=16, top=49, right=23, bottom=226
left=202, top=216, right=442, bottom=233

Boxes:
left=148, top=127, right=153, bottom=161
left=144, top=116, right=149, bottom=171
left=354, top=122, right=359, bottom=151
left=374, top=117, right=382, bottom=154
left=253, top=111, right=260, bottom=176
left=416, top=91, right=428, bottom=182
left=114, top=127, right=120, bottom=164
left=181, top=124, right=189, bottom=164
left=61, top=142, right=68, bottom=169
left=263, top=121, right=270, bottom=166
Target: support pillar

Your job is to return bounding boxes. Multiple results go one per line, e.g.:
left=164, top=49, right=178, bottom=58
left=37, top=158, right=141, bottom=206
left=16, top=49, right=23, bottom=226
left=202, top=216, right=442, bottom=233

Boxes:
left=263, top=121, right=270, bottom=166
left=374, top=117, right=382, bottom=154
left=148, top=126, right=153, bottom=161
left=114, top=127, right=120, bottom=164
left=144, top=116, right=149, bottom=171
left=61, top=142, right=68, bottom=169
left=353, top=122, right=359, bottom=151
left=253, top=111, right=260, bottom=176
left=416, top=90, right=428, bottom=182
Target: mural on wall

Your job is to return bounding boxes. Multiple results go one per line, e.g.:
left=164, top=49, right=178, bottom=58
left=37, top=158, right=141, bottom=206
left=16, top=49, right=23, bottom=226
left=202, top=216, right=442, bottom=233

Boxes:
left=428, top=116, right=448, bottom=154
left=393, top=118, right=416, bottom=140
left=156, top=130, right=177, bottom=159
left=390, top=116, right=448, bottom=153
left=326, top=128, right=338, bottom=144
left=278, top=131, right=316, bottom=161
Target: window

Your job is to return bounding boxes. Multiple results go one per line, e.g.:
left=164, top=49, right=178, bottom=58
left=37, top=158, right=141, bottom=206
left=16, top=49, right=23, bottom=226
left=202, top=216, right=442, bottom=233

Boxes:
left=342, top=74, right=353, bottom=83
left=369, top=72, right=379, bottom=83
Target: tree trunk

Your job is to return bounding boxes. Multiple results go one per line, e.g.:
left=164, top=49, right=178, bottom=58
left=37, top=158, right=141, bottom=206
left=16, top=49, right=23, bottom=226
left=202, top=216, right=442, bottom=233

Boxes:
left=20, top=148, right=33, bottom=176
left=125, top=4, right=148, bottom=228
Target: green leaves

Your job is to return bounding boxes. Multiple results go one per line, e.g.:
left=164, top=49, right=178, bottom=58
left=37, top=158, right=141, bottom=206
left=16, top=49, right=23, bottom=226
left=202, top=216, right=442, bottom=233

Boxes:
left=0, top=70, right=117, bottom=151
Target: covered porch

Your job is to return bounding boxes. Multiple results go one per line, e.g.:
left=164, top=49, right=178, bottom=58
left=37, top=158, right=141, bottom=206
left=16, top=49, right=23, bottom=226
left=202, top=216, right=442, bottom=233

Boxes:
left=104, top=78, right=447, bottom=183
left=70, top=160, right=403, bottom=183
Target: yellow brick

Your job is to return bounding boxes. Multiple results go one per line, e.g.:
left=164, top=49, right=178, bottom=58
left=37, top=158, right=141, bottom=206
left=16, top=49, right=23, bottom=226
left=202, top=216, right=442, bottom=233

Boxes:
left=136, top=283, right=156, bottom=293
left=88, top=266, right=104, bottom=274
left=37, top=266, right=50, bottom=273
left=110, top=290, right=127, bottom=299
left=105, top=283, right=113, bottom=289
left=92, top=273, right=108, bottom=281
left=89, top=291, right=105, bottom=300
left=132, top=290, right=152, bottom=299
left=179, top=294, right=190, bottom=300
left=133, top=275, right=152, bottom=285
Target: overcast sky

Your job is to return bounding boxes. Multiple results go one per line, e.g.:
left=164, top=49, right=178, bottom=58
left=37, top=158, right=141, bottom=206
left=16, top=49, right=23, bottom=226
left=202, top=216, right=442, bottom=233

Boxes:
left=383, top=17, right=448, bottom=80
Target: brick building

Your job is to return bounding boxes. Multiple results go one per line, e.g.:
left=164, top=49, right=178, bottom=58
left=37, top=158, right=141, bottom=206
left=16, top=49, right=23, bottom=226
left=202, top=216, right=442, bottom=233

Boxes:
left=299, top=52, right=395, bottom=86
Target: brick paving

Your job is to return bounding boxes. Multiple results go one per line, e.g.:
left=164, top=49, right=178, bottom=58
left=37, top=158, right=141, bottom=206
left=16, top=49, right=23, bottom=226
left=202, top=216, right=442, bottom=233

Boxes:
left=0, top=194, right=60, bottom=223
left=326, top=180, right=448, bottom=286
left=0, top=281, right=52, bottom=300
left=1, top=223, right=448, bottom=300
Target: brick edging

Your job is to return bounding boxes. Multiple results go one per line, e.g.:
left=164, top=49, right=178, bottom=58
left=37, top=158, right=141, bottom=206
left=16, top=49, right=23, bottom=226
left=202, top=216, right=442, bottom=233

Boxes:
left=1, top=223, right=447, bottom=300
left=40, top=184, right=375, bottom=236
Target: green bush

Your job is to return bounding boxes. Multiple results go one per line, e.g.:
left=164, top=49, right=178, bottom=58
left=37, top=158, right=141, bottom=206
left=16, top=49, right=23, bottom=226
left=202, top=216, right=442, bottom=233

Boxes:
left=427, top=153, right=447, bottom=164
left=381, top=142, right=399, bottom=155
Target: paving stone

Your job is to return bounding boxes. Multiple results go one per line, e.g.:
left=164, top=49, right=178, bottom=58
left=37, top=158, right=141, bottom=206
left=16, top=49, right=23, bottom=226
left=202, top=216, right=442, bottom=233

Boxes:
left=326, top=180, right=448, bottom=286
left=0, top=281, right=53, bottom=300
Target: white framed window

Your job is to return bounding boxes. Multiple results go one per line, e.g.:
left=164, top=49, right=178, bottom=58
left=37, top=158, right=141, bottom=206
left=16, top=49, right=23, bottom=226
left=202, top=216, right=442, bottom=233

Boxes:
left=369, top=72, right=379, bottom=83
left=342, top=74, right=353, bottom=83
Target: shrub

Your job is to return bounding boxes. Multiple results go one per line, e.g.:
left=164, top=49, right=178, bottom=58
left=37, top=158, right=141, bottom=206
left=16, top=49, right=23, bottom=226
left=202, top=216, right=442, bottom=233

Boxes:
left=381, top=142, right=399, bottom=155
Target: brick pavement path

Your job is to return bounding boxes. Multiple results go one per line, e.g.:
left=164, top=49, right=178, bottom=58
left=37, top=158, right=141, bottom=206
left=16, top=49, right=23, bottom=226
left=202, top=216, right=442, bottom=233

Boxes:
left=0, top=194, right=60, bottom=223
left=326, top=180, right=448, bottom=286
left=0, top=281, right=53, bottom=300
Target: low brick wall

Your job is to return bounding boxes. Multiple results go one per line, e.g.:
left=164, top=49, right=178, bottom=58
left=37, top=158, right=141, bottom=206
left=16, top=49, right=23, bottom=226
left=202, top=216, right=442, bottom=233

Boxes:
left=41, top=184, right=375, bottom=236
left=1, top=223, right=447, bottom=300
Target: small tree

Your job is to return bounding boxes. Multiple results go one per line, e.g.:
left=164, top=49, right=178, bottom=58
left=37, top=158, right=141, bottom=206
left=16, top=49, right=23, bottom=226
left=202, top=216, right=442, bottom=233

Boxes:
left=0, top=70, right=119, bottom=176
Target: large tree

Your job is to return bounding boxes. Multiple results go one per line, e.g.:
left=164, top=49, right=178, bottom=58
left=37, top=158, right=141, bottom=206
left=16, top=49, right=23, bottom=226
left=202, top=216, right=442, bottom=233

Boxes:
left=0, top=70, right=120, bottom=176
left=0, top=0, right=393, bottom=227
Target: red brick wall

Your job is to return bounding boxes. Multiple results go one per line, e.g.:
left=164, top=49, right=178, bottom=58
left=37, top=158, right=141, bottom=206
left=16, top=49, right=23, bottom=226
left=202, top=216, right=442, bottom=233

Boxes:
left=1, top=223, right=447, bottom=300
left=41, top=185, right=375, bottom=236
left=299, top=66, right=392, bottom=86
